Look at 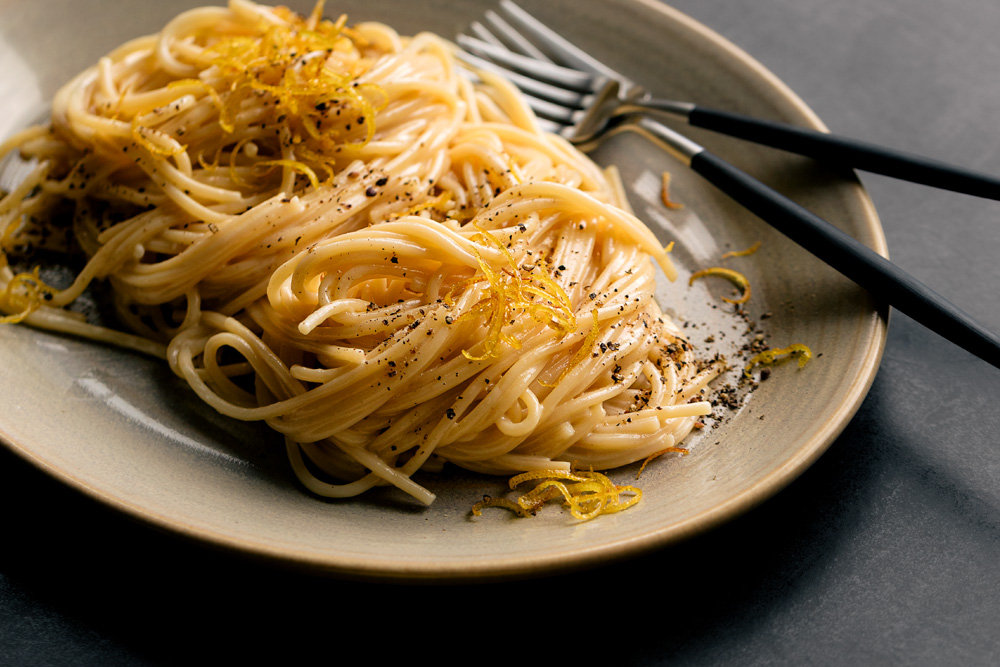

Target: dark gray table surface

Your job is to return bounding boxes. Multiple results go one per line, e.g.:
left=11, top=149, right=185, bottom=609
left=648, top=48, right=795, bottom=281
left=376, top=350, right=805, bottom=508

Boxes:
left=2, top=0, right=999, bottom=664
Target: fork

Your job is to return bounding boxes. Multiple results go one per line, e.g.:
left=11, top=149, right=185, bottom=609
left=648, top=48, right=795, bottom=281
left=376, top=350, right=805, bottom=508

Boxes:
left=459, top=0, right=1000, bottom=200
left=457, top=1, right=1000, bottom=371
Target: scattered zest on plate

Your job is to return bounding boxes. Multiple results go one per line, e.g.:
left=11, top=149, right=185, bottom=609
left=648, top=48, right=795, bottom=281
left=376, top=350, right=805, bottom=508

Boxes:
left=721, top=240, right=761, bottom=259
left=471, top=469, right=643, bottom=521
left=660, top=171, right=684, bottom=209
left=745, top=343, right=812, bottom=377
left=637, top=445, right=689, bottom=479
left=689, top=266, right=751, bottom=304
left=0, top=0, right=723, bottom=508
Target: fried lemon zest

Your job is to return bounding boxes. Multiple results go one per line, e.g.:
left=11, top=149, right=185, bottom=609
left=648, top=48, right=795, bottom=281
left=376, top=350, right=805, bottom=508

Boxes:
left=451, top=226, right=577, bottom=362
left=539, top=308, right=600, bottom=389
left=0, top=266, right=58, bottom=323
left=125, top=1, right=386, bottom=192
left=636, top=446, right=689, bottom=479
left=689, top=266, right=751, bottom=304
left=721, top=240, right=761, bottom=259
left=471, top=469, right=642, bottom=520
left=254, top=159, right=321, bottom=191
left=745, top=343, right=812, bottom=377
left=661, top=171, right=684, bottom=209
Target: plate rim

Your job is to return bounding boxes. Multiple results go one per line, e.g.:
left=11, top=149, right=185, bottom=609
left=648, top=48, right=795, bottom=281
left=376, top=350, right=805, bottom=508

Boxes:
left=0, top=0, right=889, bottom=581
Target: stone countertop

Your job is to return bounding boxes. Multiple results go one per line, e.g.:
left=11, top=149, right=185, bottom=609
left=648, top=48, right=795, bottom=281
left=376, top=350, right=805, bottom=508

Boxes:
left=1, top=0, right=998, bottom=664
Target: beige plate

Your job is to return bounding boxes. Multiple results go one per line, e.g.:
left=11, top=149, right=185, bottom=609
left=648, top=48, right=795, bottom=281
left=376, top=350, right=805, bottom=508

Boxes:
left=0, top=0, right=886, bottom=581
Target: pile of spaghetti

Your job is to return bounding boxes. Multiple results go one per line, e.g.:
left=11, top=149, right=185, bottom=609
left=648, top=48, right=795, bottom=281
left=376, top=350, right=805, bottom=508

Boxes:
left=0, top=0, right=719, bottom=505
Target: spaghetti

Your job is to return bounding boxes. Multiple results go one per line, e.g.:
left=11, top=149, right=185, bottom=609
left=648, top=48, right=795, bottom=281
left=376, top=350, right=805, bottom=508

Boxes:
left=0, top=0, right=719, bottom=505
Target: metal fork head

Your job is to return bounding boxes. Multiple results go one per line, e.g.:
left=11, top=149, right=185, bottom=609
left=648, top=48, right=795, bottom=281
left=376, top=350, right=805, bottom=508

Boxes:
left=481, top=0, right=644, bottom=98
left=456, top=3, right=631, bottom=144
left=455, top=35, right=621, bottom=143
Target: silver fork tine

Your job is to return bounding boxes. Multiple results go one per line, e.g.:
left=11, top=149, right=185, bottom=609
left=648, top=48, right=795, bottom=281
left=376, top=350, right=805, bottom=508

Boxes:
left=455, top=35, right=595, bottom=92
left=456, top=3, right=1000, bottom=372
left=456, top=31, right=619, bottom=141
left=466, top=21, right=506, bottom=48
left=481, top=10, right=554, bottom=63
left=496, top=0, right=643, bottom=98
left=455, top=47, right=589, bottom=110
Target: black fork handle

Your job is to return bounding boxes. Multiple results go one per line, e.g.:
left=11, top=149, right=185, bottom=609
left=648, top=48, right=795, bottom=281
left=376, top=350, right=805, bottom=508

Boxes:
left=686, top=106, right=1000, bottom=200
left=689, top=149, right=1000, bottom=369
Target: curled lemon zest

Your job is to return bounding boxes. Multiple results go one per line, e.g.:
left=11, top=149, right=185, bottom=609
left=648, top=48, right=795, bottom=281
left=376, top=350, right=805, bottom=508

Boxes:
left=254, top=159, right=320, bottom=191
left=636, top=446, right=689, bottom=479
left=0, top=267, right=58, bottom=323
left=471, top=495, right=534, bottom=518
left=661, top=171, right=684, bottom=209
left=227, top=137, right=258, bottom=188
left=451, top=226, right=577, bottom=361
left=689, top=266, right=751, bottom=304
left=540, top=308, right=599, bottom=388
left=197, top=146, right=223, bottom=171
left=721, top=240, right=761, bottom=259
left=306, top=0, right=330, bottom=30
left=507, top=469, right=591, bottom=487
left=124, top=2, right=386, bottom=193
left=471, top=469, right=642, bottom=520
left=745, top=343, right=812, bottom=377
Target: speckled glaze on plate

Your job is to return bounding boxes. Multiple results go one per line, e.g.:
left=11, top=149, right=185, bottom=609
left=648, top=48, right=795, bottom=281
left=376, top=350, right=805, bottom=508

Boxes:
left=0, top=0, right=886, bottom=581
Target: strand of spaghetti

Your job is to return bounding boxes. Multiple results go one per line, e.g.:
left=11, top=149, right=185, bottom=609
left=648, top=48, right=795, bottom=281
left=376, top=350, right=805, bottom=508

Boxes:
left=319, top=440, right=436, bottom=505
left=0, top=1, right=714, bottom=503
left=16, top=308, right=167, bottom=358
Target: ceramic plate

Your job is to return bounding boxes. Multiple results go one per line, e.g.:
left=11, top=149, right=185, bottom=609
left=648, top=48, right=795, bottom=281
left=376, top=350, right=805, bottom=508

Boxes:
left=0, top=0, right=886, bottom=580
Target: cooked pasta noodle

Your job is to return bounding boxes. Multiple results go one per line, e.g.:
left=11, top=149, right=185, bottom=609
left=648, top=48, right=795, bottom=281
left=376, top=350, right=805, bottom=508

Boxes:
left=0, top=0, right=720, bottom=505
